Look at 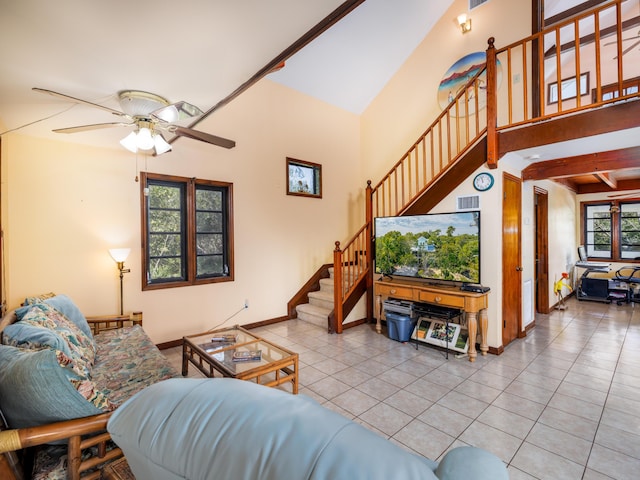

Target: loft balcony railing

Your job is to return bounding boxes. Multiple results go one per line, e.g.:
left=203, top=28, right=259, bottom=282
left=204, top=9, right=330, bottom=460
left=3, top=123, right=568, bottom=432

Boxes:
left=331, top=0, right=640, bottom=333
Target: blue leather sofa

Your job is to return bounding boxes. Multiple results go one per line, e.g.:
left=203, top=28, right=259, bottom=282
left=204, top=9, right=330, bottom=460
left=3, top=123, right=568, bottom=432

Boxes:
left=108, top=378, right=509, bottom=480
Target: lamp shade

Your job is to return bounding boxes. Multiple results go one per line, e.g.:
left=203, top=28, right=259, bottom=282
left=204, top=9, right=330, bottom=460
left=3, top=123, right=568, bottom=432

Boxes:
left=136, top=127, right=154, bottom=150
left=120, top=132, right=138, bottom=153
left=154, top=134, right=172, bottom=154
left=109, top=248, right=131, bottom=263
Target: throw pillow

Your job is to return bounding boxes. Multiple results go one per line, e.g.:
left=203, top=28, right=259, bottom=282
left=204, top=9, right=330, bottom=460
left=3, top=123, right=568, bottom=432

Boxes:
left=1, top=322, right=73, bottom=358
left=0, top=346, right=102, bottom=428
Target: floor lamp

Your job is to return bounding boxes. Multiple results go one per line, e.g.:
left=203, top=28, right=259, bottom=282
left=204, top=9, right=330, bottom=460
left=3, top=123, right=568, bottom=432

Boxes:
left=109, top=248, right=131, bottom=315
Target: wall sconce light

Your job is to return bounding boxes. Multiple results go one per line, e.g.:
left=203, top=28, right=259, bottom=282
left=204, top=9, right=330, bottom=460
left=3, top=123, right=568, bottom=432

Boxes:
left=457, top=13, right=472, bottom=34
left=610, top=204, right=620, bottom=214
left=109, top=248, right=131, bottom=315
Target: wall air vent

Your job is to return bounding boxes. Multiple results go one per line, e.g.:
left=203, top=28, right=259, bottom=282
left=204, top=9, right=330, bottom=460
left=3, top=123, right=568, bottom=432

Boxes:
left=469, top=0, right=489, bottom=10
left=456, top=194, right=480, bottom=211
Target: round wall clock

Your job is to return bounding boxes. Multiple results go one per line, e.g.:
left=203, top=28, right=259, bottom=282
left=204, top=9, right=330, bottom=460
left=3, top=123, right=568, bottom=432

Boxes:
left=473, top=172, right=494, bottom=191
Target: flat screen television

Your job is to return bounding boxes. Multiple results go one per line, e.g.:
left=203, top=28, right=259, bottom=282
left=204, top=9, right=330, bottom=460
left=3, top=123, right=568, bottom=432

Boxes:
left=374, top=211, right=480, bottom=284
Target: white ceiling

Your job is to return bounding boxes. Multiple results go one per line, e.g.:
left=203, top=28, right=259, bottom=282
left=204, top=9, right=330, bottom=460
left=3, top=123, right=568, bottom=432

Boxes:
left=0, top=0, right=453, bottom=151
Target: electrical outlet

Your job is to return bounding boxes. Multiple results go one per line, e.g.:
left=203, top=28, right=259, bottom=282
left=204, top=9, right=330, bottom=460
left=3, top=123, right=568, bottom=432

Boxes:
left=244, top=299, right=249, bottom=309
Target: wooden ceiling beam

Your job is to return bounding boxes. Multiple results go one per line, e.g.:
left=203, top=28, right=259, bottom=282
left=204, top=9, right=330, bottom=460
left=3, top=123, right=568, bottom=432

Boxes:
left=522, top=145, right=640, bottom=180
left=183, top=0, right=365, bottom=132
left=577, top=178, right=640, bottom=194
left=595, top=172, right=618, bottom=189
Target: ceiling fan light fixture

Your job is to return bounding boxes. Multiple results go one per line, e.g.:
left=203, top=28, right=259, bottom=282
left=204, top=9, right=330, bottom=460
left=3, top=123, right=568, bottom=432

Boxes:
left=153, top=105, right=180, bottom=123
left=120, top=131, right=139, bottom=153
left=154, top=133, right=172, bottom=154
left=136, top=127, right=155, bottom=151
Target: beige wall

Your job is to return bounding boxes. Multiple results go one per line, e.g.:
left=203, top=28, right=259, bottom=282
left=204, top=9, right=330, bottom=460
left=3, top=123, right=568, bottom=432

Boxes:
left=3, top=80, right=361, bottom=343
left=3, top=0, right=605, bottom=351
left=360, top=0, right=533, bottom=349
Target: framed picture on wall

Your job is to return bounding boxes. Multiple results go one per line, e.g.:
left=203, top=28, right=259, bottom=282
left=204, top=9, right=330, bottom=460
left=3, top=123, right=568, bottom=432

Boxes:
left=286, top=157, right=322, bottom=198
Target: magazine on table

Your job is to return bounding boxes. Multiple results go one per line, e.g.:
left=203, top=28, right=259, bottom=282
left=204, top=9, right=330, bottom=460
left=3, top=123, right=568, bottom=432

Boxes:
left=232, top=350, right=262, bottom=362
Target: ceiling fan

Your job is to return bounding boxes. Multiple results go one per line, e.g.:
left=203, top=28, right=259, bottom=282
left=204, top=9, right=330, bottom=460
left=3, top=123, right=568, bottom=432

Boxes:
left=607, top=190, right=640, bottom=199
left=604, top=30, right=640, bottom=59
left=33, top=87, right=235, bottom=155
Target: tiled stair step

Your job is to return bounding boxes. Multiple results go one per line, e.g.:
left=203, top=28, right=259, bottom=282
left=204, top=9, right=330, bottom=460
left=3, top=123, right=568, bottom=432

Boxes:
left=308, top=290, right=334, bottom=310
left=296, top=303, right=331, bottom=329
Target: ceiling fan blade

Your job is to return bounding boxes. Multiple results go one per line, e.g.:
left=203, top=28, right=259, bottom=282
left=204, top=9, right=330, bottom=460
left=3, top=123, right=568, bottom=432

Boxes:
left=622, top=39, right=640, bottom=56
left=151, top=101, right=204, bottom=123
left=607, top=191, right=640, bottom=198
left=173, top=126, right=236, bottom=149
left=53, top=122, right=134, bottom=134
left=33, top=87, right=128, bottom=118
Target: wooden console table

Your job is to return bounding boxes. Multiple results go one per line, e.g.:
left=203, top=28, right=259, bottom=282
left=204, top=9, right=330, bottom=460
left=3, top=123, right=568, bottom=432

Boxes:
left=374, top=278, right=489, bottom=362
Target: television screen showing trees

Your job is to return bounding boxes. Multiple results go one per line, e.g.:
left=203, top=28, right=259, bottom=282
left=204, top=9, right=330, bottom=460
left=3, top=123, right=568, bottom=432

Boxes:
left=374, top=212, right=480, bottom=283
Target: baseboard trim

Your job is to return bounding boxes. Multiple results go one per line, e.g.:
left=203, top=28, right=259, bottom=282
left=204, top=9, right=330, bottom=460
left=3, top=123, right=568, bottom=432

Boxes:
left=157, top=315, right=291, bottom=350
left=487, top=345, right=504, bottom=356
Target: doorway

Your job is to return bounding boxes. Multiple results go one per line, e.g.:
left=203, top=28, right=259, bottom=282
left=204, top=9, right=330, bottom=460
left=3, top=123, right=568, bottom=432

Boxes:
left=502, top=172, right=522, bottom=346
left=534, top=187, right=550, bottom=315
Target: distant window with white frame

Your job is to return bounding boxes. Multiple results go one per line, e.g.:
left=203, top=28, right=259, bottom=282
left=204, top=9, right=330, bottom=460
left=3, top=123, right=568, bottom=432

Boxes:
left=582, top=200, right=640, bottom=262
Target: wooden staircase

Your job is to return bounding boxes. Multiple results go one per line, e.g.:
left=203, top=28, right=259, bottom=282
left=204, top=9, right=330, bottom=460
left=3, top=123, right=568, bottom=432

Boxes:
left=288, top=0, right=640, bottom=334
left=295, top=270, right=335, bottom=328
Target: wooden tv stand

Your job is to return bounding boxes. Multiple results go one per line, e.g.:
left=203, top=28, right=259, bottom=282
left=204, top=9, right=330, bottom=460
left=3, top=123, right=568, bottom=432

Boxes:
left=374, top=278, right=489, bottom=362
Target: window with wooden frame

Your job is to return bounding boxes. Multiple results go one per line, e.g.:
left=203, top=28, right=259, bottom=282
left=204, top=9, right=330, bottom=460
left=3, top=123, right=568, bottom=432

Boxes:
left=141, top=172, right=234, bottom=290
left=582, top=200, right=640, bottom=262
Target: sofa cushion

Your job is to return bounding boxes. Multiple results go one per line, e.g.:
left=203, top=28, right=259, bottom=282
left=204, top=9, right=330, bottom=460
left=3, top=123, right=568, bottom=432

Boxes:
left=108, top=378, right=440, bottom=480
left=44, top=294, right=93, bottom=339
left=436, top=445, right=508, bottom=480
left=91, top=326, right=179, bottom=406
left=0, top=345, right=102, bottom=428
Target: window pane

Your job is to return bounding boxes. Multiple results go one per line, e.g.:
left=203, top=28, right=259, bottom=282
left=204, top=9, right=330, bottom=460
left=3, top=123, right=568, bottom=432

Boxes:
left=149, top=210, right=181, bottom=233
left=585, top=204, right=611, bottom=258
left=197, top=256, right=224, bottom=276
left=149, top=184, right=181, bottom=209
left=620, top=203, right=640, bottom=259
left=197, top=233, right=222, bottom=255
left=149, top=233, right=181, bottom=257
left=196, top=212, right=222, bottom=233
left=149, top=257, right=183, bottom=280
left=147, top=180, right=186, bottom=283
left=196, top=188, right=222, bottom=211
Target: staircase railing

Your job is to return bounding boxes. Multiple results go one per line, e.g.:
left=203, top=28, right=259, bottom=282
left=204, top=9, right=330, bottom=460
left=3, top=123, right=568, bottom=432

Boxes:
left=331, top=0, right=639, bottom=333
left=493, top=0, right=638, bottom=136
left=331, top=50, right=492, bottom=333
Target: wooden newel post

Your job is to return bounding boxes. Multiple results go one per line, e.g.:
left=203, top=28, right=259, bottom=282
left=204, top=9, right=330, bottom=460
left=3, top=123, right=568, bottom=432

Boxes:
left=365, top=180, right=374, bottom=322
left=486, top=37, right=498, bottom=169
left=333, top=241, right=344, bottom=334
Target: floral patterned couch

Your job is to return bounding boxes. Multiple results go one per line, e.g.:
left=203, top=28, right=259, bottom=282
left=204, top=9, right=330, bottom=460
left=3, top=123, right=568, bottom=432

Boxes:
left=0, top=294, right=179, bottom=479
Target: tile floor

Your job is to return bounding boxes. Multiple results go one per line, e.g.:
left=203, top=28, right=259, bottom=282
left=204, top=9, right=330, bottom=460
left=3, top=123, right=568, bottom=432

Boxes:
left=162, top=296, right=640, bottom=479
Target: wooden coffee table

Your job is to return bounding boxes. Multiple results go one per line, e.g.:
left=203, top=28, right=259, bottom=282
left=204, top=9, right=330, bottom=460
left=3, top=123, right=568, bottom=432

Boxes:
left=182, top=325, right=299, bottom=394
